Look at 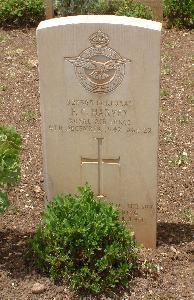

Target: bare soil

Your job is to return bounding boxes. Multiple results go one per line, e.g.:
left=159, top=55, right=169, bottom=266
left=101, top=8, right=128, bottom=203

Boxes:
left=0, top=26, right=193, bottom=300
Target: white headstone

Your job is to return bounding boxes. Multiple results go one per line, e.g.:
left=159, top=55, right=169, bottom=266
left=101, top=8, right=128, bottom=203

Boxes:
left=37, top=16, right=162, bottom=248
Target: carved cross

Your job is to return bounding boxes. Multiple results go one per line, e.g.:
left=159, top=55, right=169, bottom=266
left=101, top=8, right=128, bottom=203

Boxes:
left=81, top=138, right=120, bottom=197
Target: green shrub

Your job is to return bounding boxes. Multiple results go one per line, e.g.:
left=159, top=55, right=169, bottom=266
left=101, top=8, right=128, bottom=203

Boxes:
left=55, top=0, right=153, bottom=20
left=0, top=125, right=22, bottom=213
left=0, top=124, right=22, bottom=188
left=29, top=185, right=139, bottom=294
left=0, top=0, right=45, bottom=27
left=0, top=191, right=9, bottom=214
left=163, top=0, right=194, bottom=28
left=114, top=0, right=153, bottom=19
left=54, top=0, right=96, bottom=16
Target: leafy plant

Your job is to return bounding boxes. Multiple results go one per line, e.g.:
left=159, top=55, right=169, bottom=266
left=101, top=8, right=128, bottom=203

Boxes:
left=169, top=150, right=189, bottom=167
left=187, top=95, right=194, bottom=105
left=0, top=36, right=6, bottom=43
left=183, top=209, right=194, bottom=224
left=161, top=67, right=172, bottom=76
left=0, top=0, right=45, bottom=27
left=55, top=0, right=153, bottom=20
left=22, top=110, right=37, bottom=122
left=160, top=89, right=169, bottom=99
left=0, top=85, right=7, bottom=92
left=115, top=0, right=153, bottom=19
left=141, top=259, right=163, bottom=274
left=164, top=42, right=175, bottom=49
left=178, top=114, right=190, bottom=125
left=0, top=125, right=22, bottom=188
left=28, top=184, right=139, bottom=294
left=0, top=125, right=22, bottom=213
left=54, top=0, right=94, bottom=16
left=164, top=132, right=175, bottom=143
left=0, top=191, right=9, bottom=214
left=163, top=0, right=194, bottom=28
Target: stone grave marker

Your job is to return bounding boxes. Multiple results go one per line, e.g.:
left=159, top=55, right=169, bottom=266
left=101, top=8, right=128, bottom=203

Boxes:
left=43, top=0, right=54, bottom=19
left=136, top=0, right=163, bottom=20
left=37, top=16, right=162, bottom=248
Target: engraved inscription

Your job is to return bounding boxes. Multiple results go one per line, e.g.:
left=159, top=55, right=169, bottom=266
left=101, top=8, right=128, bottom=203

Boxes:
left=118, top=203, right=155, bottom=224
left=48, top=123, right=152, bottom=135
left=64, top=30, right=131, bottom=94
left=48, top=97, right=153, bottom=135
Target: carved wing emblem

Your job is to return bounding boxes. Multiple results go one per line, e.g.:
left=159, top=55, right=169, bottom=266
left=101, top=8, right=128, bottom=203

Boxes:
left=67, top=57, right=131, bottom=81
left=64, top=30, right=131, bottom=94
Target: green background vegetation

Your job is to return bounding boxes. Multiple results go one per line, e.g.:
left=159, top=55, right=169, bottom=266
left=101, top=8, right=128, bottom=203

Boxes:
left=0, top=0, right=45, bottom=26
left=54, top=0, right=153, bottom=20
left=0, top=125, right=22, bottom=213
left=0, top=0, right=193, bottom=28
left=163, top=0, right=194, bottom=28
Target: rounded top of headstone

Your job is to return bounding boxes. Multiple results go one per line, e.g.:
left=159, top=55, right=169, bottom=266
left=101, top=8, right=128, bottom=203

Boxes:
left=37, top=15, right=162, bottom=32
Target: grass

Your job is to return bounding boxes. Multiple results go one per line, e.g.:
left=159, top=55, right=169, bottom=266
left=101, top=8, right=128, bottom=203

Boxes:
left=164, top=42, right=175, bottom=49
left=0, top=85, right=7, bottom=91
left=22, top=110, right=37, bottom=122
left=183, top=209, right=194, bottom=224
left=169, top=150, right=189, bottom=167
left=160, top=89, right=170, bottom=99
left=161, top=54, right=171, bottom=62
left=15, top=48, right=24, bottom=55
left=187, top=95, right=194, bottom=105
left=26, top=59, right=38, bottom=69
left=161, top=67, right=172, bottom=76
left=0, top=191, right=9, bottom=214
left=187, top=80, right=194, bottom=88
left=178, top=115, right=190, bottom=125
left=6, top=49, right=24, bottom=56
left=164, top=132, right=175, bottom=143
left=0, top=35, right=6, bottom=43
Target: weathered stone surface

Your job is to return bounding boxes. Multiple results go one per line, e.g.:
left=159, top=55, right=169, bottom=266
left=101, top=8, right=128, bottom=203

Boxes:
left=37, top=15, right=162, bottom=248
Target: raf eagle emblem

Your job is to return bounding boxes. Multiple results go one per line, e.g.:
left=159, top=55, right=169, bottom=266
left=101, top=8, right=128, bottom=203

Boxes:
left=64, top=30, right=131, bottom=94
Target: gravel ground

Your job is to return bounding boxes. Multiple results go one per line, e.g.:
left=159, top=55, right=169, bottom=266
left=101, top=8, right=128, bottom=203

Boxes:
left=0, top=26, right=193, bottom=299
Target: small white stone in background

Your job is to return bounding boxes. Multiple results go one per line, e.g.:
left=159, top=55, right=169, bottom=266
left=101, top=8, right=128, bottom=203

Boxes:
left=34, top=185, right=41, bottom=193
left=31, top=283, right=46, bottom=294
